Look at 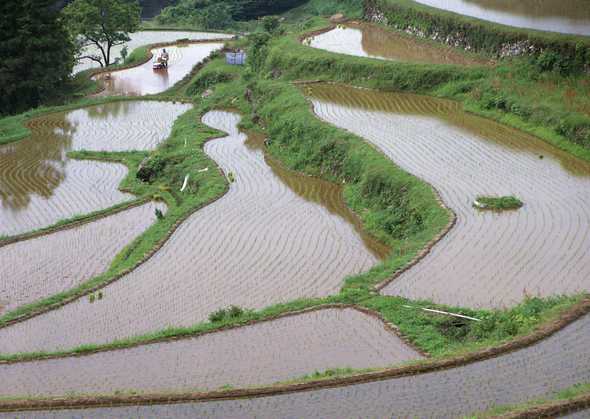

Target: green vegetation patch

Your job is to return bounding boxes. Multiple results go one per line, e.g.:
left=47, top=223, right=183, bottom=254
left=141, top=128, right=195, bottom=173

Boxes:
left=474, top=196, right=524, bottom=211
left=371, top=0, right=590, bottom=74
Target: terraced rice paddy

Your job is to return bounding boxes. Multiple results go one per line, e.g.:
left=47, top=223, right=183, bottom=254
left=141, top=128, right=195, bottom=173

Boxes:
left=0, top=101, right=191, bottom=236
left=0, top=110, right=388, bottom=354
left=18, top=313, right=588, bottom=418
left=0, top=202, right=165, bottom=314
left=94, top=43, right=224, bottom=96
left=73, top=31, right=233, bottom=74
left=0, top=308, right=421, bottom=397
left=307, top=84, right=590, bottom=308
left=307, top=23, right=487, bottom=65
left=412, top=0, right=590, bottom=35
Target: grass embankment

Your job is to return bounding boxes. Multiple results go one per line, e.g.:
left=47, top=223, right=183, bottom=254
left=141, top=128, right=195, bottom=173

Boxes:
left=263, top=21, right=590, bottom=161
left=468, top=382, right=590, bottom=418
left=371, top=0, right=590, bottom=71
left=2, top=55, right=584, bottom=365
left=366, top=0, right=590, bottom=153
left=0, top=106, right=228, bottom=329
left=474, top=196, right=524, bottom=211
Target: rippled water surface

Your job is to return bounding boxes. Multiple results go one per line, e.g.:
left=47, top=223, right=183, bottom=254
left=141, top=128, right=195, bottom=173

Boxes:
left=0, top=101, right=191, bottom=236
left=74, top=31, right=233, bottom=74
left=94, top=43, right=224, bottom=96
left=0, top=202, right=165, bottom=313
left=307, top=84, right=590, bottom=308
left=308, top=23, right=488, bottom=65
left=412, top=0, right=590, bottom=35
left=0, top=110, right=389, bottom=353
left=0, top=308, right=421, bottom=396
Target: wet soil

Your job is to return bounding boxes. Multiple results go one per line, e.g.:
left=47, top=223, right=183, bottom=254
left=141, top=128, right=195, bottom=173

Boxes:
left=0, top=101, right=191, bottom=236
left=38, top=313, right=590, bottom=418
left=413, top=0, right=590, bottom=36
left=0, top=110, right=388, bottom=354
left=0, top=308, right=421, bottom=397
left=74, top=31, right=233, bottom=74
left=306, top=83, right=590, bottom=308
left=0, top=202, right=166, bottom=314
left=93, top=43, right=224, bottom=96
left=307, top=22, right=488, bottom=65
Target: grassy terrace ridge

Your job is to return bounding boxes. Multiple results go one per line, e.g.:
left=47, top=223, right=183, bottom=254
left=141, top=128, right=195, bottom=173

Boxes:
left=467, top=382, right=590, bottom=418
left=474, top=196, right=524, bottom=211
left=268, top=18, right=590, bottom=161
left=370, top=0, right=590, bottom=57
left=0, top=51, right=587, bottom=367
left=0, top=13, right=589, bottom=407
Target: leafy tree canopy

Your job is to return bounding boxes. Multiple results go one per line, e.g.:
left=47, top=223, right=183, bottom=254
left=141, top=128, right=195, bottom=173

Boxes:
left=0, top=0, right=74, bottom=115
left=64, top=0, right=141, bottom=67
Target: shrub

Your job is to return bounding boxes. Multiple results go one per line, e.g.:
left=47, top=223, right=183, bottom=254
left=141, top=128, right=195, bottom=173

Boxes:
left=474, top=196, right=523, bottom=210
left=208, top=308, right=228, bottom=322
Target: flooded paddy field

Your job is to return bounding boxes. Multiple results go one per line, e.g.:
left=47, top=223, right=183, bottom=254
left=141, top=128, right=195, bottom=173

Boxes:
left=25, top=313, right=590, bottom=418
left=74, top=31, right=233, bottom=74
left=0, top=110, right=388, bottom=354
left=0, top=308, right=421, bottom=397
left=94, top=43, right=224, bottom=96
left=307, top=84, right=590, bottom=309
left=307, top=22, right=488, bottom=65
left=0, top=101, right=191, bottom=236
left=412, top=0, right=590, bottom=36
left=0, top=202, right=165, bottom=314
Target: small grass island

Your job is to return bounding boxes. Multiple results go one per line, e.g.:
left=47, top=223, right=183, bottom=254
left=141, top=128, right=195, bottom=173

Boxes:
left=473, top=196, right=524, bottom=211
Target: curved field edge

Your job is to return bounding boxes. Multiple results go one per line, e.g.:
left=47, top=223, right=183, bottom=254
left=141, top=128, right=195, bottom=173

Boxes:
left=366, top=0, right=590, bottom=63
left=470, top=382, right=590, bottom=418
left=0, top=36, right=232, bottom=147
left=0, top=57, right=586, bottom=370
left=279, top=22, right=590, bottom=161
left=0, top=106, right=229, bottom=327
left=0, top=298, right=587, bottom=412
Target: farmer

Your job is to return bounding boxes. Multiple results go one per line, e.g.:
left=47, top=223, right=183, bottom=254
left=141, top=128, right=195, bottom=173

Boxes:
left=161, top=48, right=169, bottom=68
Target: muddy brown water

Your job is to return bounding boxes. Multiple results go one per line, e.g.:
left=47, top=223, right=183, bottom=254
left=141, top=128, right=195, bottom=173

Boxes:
left=0, top=110, right=388, bottom=354
left=0, top=308, right=421, bottom=397
left=412, top=0, right=590, bottom=36
left=26, top=313, right=589, bottom=418
left=307, top=23, right=488, bottom=65
left=306, top=84, right=590, bottom=309
left=0, top=101, right=191, bottom=236
left=93, top=43, right=224, bottom=96
left=74, top=31, right=233, bottom=74
left=0, top=202, right=166, bottom=314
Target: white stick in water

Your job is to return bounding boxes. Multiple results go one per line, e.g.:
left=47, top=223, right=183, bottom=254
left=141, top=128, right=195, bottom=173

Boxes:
left=180, top=174, right=190, bottom=192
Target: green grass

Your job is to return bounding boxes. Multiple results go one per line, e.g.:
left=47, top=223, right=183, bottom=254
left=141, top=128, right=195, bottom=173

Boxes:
left=0, top=105, right=228, bottom=328
left=0, top=23, right=588, bottom=381
left=474, top=196, right=524, bottom=211
left=4, top=56, right=584, bottom=363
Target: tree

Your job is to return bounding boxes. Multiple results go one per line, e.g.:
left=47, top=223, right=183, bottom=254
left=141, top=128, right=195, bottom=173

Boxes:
left=0, top=0, right=74, bottom=115
left=64, top=0, right=141, bottom=67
